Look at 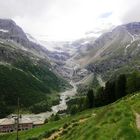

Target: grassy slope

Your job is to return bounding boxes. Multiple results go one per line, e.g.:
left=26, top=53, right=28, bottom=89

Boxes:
left=59, top=93, right=140, bottom=140
left=0, top=64, right=50, bottom=117
left=1, top=92, right=140, bottom=140
left=13, top=58, right=69, bottom=92
left=0, top=42, right=70, bottom=116
left=0, top=61, right=70, bottom=116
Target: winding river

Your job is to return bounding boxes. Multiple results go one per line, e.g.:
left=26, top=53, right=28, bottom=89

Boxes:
left=21, top=81, right=77, bottom=122
left=22, top=59, right=79, bottom=122
left=51, top=81, right=77, bottom=113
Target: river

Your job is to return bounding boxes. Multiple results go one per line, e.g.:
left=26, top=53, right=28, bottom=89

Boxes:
left=21, top=58, right=80, bottom=123
left=21, top=81, right=77, bottom=122
left=51, top=81, right=77, bottom=113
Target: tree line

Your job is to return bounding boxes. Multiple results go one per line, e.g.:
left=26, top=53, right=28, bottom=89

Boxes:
left=67, top=71, right=140, bottom=115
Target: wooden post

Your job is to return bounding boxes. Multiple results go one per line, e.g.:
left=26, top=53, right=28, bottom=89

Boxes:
left=16, top=98, right=19, bottom=140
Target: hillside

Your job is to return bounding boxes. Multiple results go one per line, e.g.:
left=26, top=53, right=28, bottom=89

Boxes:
left=0, top=92, right=139, bottom=140
left=65, top=23, right=140, bottom=80
left=0, top=19, right=70, bottom=117
left=46, top=22, right=140, bottom=87
left=0, top=19, right=49, bottom=58
left=58, top=93, right=140, bottom=140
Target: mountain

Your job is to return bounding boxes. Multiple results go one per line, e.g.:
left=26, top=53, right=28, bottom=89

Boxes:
left=0, top=21, right=140, bottom=140
left=0, top=19, right=70, bottom=117
left=0, top=19, right=50, bottom=59
left=69, top=22, right=140, bottom=80
left=33, top=22, right=140, bottom=85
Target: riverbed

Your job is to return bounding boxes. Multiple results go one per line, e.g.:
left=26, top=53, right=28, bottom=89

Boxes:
left=21, top=81, right=77, bottom=122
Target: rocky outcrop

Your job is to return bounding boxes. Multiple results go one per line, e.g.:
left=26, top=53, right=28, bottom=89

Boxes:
left=0, top=19, right=49, bottom=59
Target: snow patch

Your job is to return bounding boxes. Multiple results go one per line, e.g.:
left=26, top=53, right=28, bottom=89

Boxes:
left=127, top=31, right=136, bottom=43
left=81, top=41, right=89, bottom=45
left=124, top=44, right=130, bottom=55
left=124, top=31, right=136, bottom=55
left=0, top=61, right=11, bottom=66
left=0, top=29, right=9, bottom=33
left=0, top=40, right=4, bottom=44
left=20, top=47, right=28, bottom=51
left=26, top=33, right=40, bottom=45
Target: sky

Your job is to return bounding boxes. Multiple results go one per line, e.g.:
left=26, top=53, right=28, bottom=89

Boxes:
left=0, top=0, right=140, bottom=41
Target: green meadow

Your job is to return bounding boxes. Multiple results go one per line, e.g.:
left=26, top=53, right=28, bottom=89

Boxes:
left=0, top=92, right=140, bottom=140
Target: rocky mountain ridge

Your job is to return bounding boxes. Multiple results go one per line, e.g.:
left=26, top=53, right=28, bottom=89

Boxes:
left=46, top=22, right=140, bottom=83
left=0, top=19, right=49, bottom=59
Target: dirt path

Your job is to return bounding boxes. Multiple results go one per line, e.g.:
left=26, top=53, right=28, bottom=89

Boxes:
left=44, top=128, right=64, bottom=140
left=43, top=117, right=90, bottom=140
left=135, top=113, right=140, bottom=131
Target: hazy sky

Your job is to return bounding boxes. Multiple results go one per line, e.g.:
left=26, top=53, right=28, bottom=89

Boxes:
left=0, top=0, right=140, bottom=41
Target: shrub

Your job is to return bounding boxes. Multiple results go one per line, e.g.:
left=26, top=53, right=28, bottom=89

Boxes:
left=63, top=123, right=70, bottom=129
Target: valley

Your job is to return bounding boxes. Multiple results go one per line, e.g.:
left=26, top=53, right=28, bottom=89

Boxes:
left=21, top=80, right=78, bottom=124
left=1, top=0, right=140, bottom=139
left=21, top=51, right=91, bottom=124
left=0, top=19, right=140, bottom=140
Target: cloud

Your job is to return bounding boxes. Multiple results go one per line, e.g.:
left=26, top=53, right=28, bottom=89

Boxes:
left=0, top=0, right=140, bottom=41
left=0, top=0, right=50, bottom=18
left=99, top=12, right=113, bottom=19
left=120, top=0, right=140, bottom=24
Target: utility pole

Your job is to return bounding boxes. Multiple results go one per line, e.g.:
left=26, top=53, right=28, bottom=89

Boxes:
left=16, top=98, right=19, bottom=140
